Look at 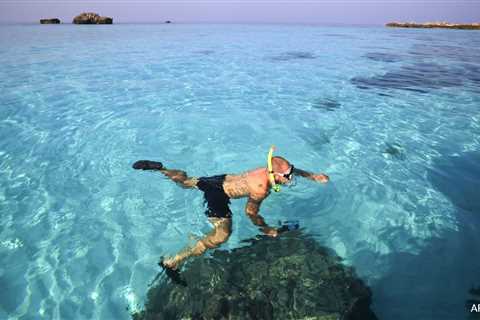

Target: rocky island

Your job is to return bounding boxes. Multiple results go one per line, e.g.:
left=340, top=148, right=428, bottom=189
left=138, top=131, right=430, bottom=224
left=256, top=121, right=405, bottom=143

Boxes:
left=40, top=18, right=60, bottom=24
left=73, top=12, right=113, bottom=24
left=386, top=21, right=480, bottom=30
left=132, top=231, right=378, bottom=320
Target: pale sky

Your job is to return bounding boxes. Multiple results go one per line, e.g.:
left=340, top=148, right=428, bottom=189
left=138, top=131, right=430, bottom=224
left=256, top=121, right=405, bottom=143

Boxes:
left=0, top=0, right=479, bottom=24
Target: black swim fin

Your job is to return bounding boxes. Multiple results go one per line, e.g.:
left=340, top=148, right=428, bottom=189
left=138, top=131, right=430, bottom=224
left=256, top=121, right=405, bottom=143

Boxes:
left=158, top=258, right=187, bottom=287
left=132, top=160, right=164, bottom=171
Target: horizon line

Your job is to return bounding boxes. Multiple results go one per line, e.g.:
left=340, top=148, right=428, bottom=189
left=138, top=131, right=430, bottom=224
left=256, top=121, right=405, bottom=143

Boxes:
left=0, top=21, right=389, bottom=25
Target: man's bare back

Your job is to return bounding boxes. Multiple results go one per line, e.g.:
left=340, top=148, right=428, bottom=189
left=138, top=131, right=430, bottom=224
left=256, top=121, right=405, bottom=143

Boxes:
left=223, top=168, right=270, bottom=200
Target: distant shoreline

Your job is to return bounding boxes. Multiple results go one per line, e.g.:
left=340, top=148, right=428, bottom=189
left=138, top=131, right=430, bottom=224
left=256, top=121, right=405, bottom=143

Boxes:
left=386, top=22, right=480, bottom=30
left=1, top=22, right=479, bottom=29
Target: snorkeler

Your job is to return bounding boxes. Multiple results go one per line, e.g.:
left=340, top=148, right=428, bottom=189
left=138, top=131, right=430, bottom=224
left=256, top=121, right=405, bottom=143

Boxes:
left=132, top=146, right=329, bottom=281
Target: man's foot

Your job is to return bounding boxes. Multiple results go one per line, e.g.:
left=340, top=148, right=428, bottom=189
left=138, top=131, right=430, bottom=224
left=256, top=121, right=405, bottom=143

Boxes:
left=158, top=258, right=187, bottom=287
left=132, top=160, right=164, bottom=171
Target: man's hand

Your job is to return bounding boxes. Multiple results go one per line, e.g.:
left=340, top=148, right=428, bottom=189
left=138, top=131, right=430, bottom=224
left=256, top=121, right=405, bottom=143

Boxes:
left=312, top=174, right=329, bottom=183
left=293, top=168, right=329, bottom=183
left=261, top=226, right=279, bottom=237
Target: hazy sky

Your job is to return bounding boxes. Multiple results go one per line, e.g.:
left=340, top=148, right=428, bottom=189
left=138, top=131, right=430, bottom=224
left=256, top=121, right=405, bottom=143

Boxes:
left=1, top=0, right=479, bottom=24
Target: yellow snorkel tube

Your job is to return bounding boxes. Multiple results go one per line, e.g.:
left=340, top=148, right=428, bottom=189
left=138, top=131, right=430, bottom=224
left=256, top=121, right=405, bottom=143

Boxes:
left=268, top=145, right=281, bottom=192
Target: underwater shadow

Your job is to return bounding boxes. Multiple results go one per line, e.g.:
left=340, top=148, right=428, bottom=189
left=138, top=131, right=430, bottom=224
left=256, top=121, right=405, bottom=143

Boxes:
left=428, top=151, right=480, bottom=214
left=367, top=151, right=480, bottom=319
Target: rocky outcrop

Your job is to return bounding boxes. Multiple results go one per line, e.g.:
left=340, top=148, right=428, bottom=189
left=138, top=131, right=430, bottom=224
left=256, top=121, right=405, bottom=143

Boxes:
left=40, top=18, right=60, bottom=24
left=72, top=12, right=113, bottom=24
left=386, top=21, right=480, bottom=30
left=132, top=231, right=378, bottom=320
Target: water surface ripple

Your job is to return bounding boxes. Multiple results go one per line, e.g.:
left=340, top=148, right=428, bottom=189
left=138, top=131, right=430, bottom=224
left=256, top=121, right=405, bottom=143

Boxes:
left=0, top=24, right=479, bottom=320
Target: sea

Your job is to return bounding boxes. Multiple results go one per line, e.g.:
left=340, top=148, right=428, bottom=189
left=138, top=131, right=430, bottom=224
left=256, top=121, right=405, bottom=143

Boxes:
left=0, top=23, right=479, bottom=319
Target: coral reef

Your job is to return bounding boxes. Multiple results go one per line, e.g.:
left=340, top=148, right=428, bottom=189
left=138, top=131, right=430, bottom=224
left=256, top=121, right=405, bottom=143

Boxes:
left=132, top=231, right=377, bottom=320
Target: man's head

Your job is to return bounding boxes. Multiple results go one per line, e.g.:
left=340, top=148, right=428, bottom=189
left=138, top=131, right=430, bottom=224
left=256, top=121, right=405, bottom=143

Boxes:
left=271, top=156, right=294, bottom=185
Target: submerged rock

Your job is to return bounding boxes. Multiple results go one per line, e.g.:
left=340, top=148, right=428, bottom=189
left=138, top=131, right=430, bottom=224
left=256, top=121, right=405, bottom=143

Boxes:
left=132, top=231, right=377, bottom=320
left=40, top=18, right=60, bottom=24
left=350, top=61, right=466, bottom=94
left=364, top=52, right=402, bottom=63
left=73, top=12, right=113, bottom=24
left=383, top=143, right=406, bottom=160
left=312, top=98, right=341, bottom=112
left=270, top=51, right=316, bottom=61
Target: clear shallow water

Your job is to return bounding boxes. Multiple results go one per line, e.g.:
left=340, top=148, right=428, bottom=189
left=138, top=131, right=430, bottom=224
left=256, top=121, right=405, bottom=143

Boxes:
left=0, top=24, right=479, bottom=319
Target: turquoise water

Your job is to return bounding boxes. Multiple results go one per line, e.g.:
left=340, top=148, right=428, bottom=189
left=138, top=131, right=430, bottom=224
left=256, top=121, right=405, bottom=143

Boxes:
left=0, top=24, right=479, bottom=319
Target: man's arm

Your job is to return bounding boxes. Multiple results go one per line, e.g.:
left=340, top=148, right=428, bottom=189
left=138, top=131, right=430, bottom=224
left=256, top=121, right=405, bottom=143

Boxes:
left=245, top=197, right=278, bottom=237
left=293, top=167, right=329, bottom=183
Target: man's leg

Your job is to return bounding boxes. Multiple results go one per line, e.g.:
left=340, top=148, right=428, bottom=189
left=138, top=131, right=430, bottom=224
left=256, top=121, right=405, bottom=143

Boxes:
left=163, top=217, right=232, bottom=269
left=159, top=168, right=198, bottom=188
left=132, top=160, right=198, bottom=188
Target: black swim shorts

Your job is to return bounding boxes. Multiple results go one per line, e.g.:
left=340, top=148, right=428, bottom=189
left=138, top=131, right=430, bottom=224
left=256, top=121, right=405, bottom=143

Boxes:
left=197, top=175, right=232, bottom=218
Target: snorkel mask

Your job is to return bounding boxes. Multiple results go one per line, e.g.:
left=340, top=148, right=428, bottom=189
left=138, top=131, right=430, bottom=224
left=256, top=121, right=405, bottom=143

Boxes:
left=267, top=145, right=281, bottom=192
